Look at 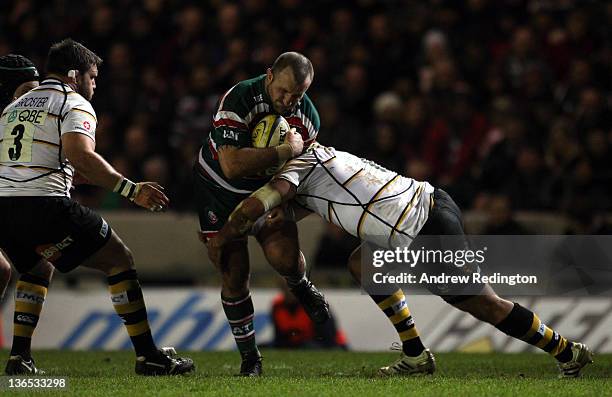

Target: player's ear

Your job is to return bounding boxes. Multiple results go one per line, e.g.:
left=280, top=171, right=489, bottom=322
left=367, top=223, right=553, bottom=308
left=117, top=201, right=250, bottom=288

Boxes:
left=266, top=68, right=273, bottom=83
left=67, top=70, right=78, bottom=85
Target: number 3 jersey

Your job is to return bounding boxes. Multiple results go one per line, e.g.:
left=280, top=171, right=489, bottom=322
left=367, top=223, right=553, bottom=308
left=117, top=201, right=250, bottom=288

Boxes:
left=0, top=79, right=97, bottom=197
left=276, top=145, right=435, bottom=249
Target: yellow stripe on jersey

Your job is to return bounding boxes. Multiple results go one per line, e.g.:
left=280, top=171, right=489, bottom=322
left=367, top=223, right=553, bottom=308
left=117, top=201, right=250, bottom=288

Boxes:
left=389, top=184, right=424, bottom=240
left=342, top=169, right=364, bottom=187
left=321, top=156, right=336, bottom=165
left=68, top=108, right=97, bottom=122
left=356, top=174, right=400, bottom=239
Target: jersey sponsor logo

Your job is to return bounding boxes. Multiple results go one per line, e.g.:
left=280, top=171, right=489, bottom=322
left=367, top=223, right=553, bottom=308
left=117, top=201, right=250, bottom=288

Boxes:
left=253, top=94, right=263, bottom=102
left=15, top=291, right=45, bottom=304
left=7, top=110, right=18, bottom=123
left=222, top=129, right=238, bottom=141
left=13, top=96, right=48, bottom=108
left=83, top=121, right=91, bottom=131
left=207, top=210, right=218, bottom=224
left=35, top=236, right=75, bottom=261
left=16, top=109, right=47, bottom=125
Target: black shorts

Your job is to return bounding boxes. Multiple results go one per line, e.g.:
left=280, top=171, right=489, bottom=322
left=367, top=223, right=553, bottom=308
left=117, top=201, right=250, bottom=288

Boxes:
left=0, top=196, right=112, bottom=273
left=414, top=188, right=485, bottom=303
left=193, top=167, right=249, bottom=239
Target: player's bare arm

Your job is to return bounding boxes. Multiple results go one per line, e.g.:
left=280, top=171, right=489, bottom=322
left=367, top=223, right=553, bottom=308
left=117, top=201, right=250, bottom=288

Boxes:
left=217, top=128, right=303, bottom=179
left=206, top=178, right=296, bottom=264
left=62, top=132, right=169, bottom=211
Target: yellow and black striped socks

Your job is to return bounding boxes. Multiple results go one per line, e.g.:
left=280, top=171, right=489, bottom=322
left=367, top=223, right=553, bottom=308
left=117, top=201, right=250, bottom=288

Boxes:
left=370, top=289, right=425, bottom=356
left=11, top=274, right=48, bottom=359
left=221, top=293, right=258, bottom=357
left=107, top=269, right=157, bottom=357
left=495, top=302, right=573, bottom=362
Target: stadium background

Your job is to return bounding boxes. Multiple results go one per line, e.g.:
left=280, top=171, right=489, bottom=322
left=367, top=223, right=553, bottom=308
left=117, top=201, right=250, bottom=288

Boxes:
left=1, top=0, right=611, bottom=353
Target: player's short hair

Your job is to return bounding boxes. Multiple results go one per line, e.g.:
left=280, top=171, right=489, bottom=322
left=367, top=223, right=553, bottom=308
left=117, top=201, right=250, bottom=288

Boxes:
left=0, top=54, right=39, bottom=110
left=271, top=52, right=314, bottom=85
left=45, top=38, right=102, bottom=76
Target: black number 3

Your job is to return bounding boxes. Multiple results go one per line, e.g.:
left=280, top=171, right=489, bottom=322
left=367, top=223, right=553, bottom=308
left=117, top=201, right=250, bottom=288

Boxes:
left=8, top=123, right=25, bottom=161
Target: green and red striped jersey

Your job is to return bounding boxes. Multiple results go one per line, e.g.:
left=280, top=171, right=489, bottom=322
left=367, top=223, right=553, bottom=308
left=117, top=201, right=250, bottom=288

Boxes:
left=197, top=74, right=320, bottom=193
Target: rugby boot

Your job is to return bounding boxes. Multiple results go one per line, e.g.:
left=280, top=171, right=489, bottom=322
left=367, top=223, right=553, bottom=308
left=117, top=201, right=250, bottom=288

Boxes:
left=135, top=347, right=195, bottom=376
left=290, top=279, right=330, bottom=324
left=557, top=342, right=594, bottom=378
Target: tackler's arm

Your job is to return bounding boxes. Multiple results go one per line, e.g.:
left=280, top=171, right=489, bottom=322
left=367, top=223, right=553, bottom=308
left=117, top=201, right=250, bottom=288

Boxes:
left=223, top=178, right=296, bottom=240
left=205, top=178, right=296, bottom=265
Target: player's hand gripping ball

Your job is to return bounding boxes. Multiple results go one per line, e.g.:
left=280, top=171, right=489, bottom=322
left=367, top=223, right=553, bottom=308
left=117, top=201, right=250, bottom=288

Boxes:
left=251, top=114, right=291, bottom=175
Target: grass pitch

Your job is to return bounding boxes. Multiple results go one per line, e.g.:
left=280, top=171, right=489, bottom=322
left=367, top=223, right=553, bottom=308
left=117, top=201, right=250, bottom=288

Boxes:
left=1, top=350, right=609, bottom=396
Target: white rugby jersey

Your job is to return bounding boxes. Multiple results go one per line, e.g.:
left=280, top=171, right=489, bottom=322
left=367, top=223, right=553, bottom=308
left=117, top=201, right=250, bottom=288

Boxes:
left=0, top=79, right=97, bottom=197
left=276, top=145, right=434, bottom=249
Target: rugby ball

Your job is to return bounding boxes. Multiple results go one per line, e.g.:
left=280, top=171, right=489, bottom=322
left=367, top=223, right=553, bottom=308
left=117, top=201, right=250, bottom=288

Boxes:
left=252, top=114, right=290, bottom=175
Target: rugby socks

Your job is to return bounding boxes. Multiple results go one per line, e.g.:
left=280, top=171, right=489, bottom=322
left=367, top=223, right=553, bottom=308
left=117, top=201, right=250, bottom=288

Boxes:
left=10, top=274, right=48, bottom=359
left=221, top=293, right=259, bottom=357
left=370, top=288, right=426, bottom=356
left=107, top=269, right=157, bottom=357
left=495, top=302, right=573, bottom=362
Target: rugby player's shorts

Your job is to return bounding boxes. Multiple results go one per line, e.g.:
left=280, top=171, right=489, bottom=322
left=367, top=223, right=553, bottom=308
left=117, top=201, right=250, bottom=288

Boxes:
left=194, top=167, right=295, bottom=241
left=0, top=196, right=112, bottom=273
left=194, top=167, right=250, bottom=240
left=411, top=188, right=486, bottom=303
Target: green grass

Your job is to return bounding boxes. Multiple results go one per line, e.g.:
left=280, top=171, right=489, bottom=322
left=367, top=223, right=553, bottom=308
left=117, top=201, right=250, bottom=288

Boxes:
left=1, top=350, right=610, bottom=396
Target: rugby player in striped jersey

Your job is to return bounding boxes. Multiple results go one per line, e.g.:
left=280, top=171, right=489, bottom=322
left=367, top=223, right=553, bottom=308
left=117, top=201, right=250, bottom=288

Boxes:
left=0, top=40, right=194, bottom=376
left=207, top=143, right=594, bottom=378
left=194, top=52, right=329, bottom=376
left=0, top=54, right=42, bottom=303
left=0, top=53, right=58, bottom=375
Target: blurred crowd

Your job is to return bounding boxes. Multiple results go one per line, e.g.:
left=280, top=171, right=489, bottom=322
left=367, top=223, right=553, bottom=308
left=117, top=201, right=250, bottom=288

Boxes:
left=1, top=0, right=610, bottom=219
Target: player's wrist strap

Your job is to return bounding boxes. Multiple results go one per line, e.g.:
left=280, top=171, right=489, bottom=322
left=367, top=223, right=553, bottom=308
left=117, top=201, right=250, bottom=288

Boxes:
left=276, top=144, right=293, bottom=162
left=113, top=177, right=138, bottom=200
